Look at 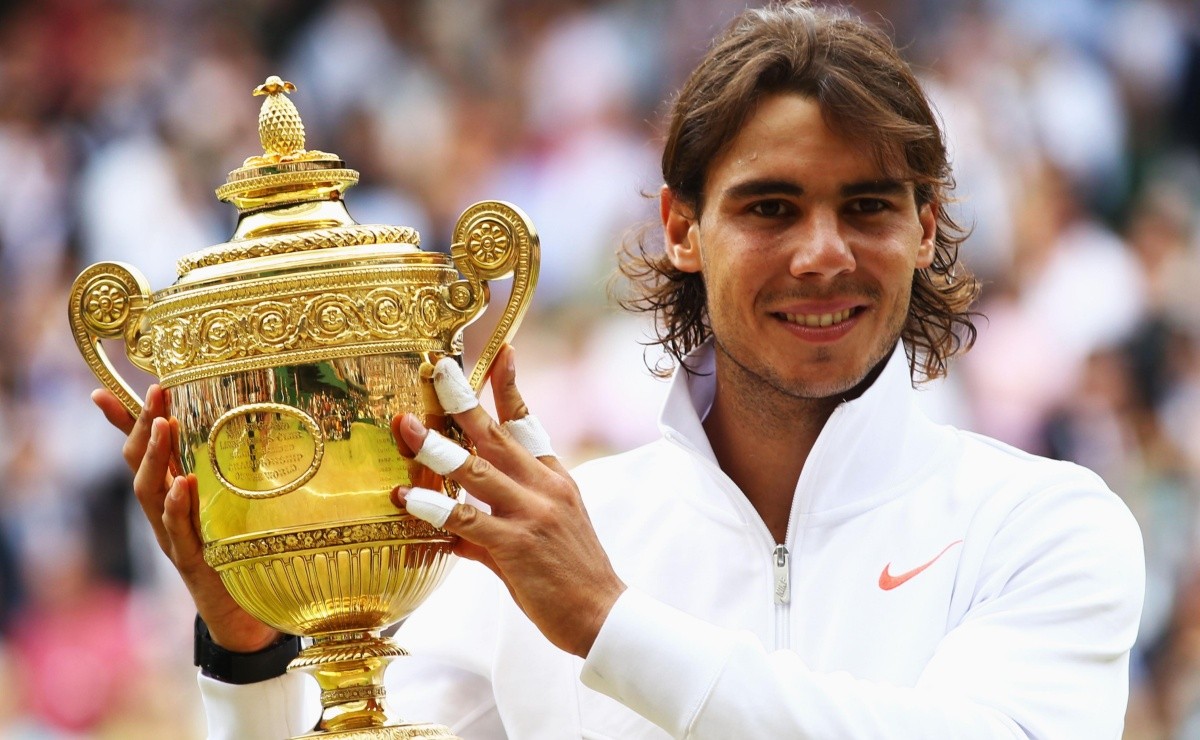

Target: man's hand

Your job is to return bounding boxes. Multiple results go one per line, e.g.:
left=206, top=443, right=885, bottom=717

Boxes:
left=392, top=345, right=627, bottom=658
left=92, top=385, right=279, bottom=653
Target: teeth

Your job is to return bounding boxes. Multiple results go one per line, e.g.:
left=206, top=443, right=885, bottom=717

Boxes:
left=782, top=308, right=854, bottom=327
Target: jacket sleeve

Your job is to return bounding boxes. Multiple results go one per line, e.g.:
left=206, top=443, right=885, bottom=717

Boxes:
left=580, top=485, right=1145, bottom=739
left=198, top=558, right=505, bottom=739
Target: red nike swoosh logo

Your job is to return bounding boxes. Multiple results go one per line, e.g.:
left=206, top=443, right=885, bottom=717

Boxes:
left=878, top=539, right=963, bottom=591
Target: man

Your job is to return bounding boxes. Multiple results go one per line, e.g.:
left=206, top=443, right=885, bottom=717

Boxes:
left=95, top=3, right=1144, bottom=738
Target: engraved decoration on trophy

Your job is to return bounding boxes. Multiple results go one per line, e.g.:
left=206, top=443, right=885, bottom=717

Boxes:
left=68, top=76, right=539, bottom=740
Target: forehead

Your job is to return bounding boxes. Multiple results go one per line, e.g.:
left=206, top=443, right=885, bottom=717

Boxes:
left=705, top=93, right=892, bottom=197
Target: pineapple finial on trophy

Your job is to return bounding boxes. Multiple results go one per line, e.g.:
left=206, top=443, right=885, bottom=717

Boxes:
left=214, top=74, right=354, bottom=214
left=252, top=75, right=305, bottom=161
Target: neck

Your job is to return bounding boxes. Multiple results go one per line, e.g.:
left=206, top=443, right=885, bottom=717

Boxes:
left=702, top=348, right=842, bottom=544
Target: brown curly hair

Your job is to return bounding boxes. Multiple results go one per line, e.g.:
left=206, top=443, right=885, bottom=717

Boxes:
left=619, top=1, right=980, bottom=381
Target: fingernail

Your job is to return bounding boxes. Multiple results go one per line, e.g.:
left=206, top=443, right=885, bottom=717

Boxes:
left=168, top=476, right=185, bottom=501
left=404, top=414, right=426, bottom=436
left=506, top=345, right=516, bottom=375
left=150, top=419, right=161, bottom=446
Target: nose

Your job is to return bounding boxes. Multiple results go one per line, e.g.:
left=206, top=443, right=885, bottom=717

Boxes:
left=789, top=207, right=855, bottom=279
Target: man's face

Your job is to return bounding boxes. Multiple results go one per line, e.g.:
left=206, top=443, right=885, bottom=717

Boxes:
left=663, top=93, right=936, bottom=400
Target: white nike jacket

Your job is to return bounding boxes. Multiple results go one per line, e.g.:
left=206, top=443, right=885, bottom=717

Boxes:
left=201, top=344, right=1145, bottom=739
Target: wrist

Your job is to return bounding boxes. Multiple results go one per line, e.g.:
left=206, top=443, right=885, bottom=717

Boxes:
left=578, top=579, right=627, bottom=658
left=194, top=614, right=300, bottom=685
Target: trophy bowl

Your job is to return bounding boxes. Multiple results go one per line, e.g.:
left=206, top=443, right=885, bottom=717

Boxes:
left=67, top=77, right=538, bottom=739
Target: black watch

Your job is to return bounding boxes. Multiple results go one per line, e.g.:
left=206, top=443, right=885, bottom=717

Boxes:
left=194, top=614, right=301, bottom=685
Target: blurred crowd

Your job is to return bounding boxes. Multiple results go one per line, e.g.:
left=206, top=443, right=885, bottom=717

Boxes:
left=0, top=0, right=1198, bottom=736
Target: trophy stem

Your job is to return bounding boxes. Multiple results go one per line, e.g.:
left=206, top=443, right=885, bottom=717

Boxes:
left=291, top=631, right=459, bottom=740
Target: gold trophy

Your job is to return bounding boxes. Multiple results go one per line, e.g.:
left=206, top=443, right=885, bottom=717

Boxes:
left=67, top=76, right=538, bottom=739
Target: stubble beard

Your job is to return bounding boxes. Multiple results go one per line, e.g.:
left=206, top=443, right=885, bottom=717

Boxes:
left=711, top=289, right=911, bottom=424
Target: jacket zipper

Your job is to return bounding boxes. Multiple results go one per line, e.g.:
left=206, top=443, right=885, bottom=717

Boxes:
left=663, top=432, right=799, bottom=650
left=773, top=543, right=791, bottom=650
left=773, top=544, right=791, bottom=604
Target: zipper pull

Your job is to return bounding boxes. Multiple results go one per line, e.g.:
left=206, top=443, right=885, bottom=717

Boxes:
left=773, top=544, right=790, bottom=605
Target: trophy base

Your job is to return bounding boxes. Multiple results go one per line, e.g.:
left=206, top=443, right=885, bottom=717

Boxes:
left=290, top=631, right=460, bottom=740
left=297, top=723, right=458, bottom=740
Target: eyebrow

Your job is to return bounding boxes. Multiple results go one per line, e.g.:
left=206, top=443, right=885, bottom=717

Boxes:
left=840, top=179, right=909, bottom=197
left=721, top=177, right=910, bottom=201
left=722, top=178, right=805, bottom=200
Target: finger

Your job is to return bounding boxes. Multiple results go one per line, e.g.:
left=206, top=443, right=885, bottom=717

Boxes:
left=431, top=357, right=479, bottom=414
left=431, top=358, right=549, bottom=480
left=186, top=473, right=202, bottom=544
left=451, top=538, right=498, bottom=572
left=122, top=384, right=165, bottom=473
left=397, top=418, right=528, bottom=511
left=91, top=388, right=137, bottom=435
left=162, top=475, right=206, bottom=573
left=402, top=486, right=458, bottom=528
left=398, top=486, right=510, bottom=550
left=450, top=538, right=512, bottom=601
left=501, top=416, right=560, bottom=465
left=133, top=417, right=175, bottom=553
left=490, top=346, right=568, bottom=474
left=392, top=414, right=468, bottom=474
left=490, top=345, right=530, bottom=424
left=168, top=416, right=183, bottom=478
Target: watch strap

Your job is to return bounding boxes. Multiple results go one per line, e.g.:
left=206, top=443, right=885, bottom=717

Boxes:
left=193, top=614, right=301, bottom=685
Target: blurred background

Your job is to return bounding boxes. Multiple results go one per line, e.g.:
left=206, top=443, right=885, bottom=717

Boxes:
left=0, top=0, right=1197, bottom=736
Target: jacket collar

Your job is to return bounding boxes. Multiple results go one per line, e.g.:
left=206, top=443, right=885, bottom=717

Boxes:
left=658, top=341, right=943, bottom=517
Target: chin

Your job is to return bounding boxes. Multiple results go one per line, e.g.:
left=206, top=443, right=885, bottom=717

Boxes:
left=776, top=372, right=869, bottom=401
left=767, top=347, right=891, bottom=401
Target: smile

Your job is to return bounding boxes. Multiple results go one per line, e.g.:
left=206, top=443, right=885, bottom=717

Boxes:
left=777, top=307, right=858, bottom=327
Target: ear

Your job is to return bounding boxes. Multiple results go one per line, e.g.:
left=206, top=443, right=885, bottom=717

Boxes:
left=660, top=185, right=703, bottom=273
left=915, top=201, right=937, bottom=269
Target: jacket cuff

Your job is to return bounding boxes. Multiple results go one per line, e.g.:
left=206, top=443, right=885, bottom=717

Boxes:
left=198, top=671, right=319, bottom=739
left=580, top=588, right=741, bottom=735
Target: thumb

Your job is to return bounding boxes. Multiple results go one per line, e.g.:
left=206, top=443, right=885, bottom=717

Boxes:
left=491, top=344, right=530, bottom=424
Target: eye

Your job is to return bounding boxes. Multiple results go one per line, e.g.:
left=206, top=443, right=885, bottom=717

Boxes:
left=847, top=198, right=890, bottom=214
left=749, top=200, right=792, bottom=217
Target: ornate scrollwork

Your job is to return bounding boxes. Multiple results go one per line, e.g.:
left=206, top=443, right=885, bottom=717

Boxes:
left=148, top=266, right=479, bottom=385
left=451, top=201, right=540, bottom=391
left=466, top=221, right=511, bottom=270
left=67, top=262, right=154, bottom=417
left=367, top=288, right=409, bottom=332
left=83, top=278, right=130, bottom=330
left=306, top=294, right=364, bottom=343
left=203, top=517, right=447, bottom=569
left=320, top=685, right=388, bottom=708
left=176, top=224, right=417, bottom=275
left=198, top=309, right=247, bottom=360
left=293, top=641, right=408, bottom=671
left=249, top=301, right=302, bottom=349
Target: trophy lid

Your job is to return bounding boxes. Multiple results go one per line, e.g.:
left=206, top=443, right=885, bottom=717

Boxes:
left=175, top=76, right=420, bottom=280
left=217, top=75, right=358, bottom=211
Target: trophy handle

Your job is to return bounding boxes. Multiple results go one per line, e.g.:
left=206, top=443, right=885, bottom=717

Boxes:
left=450, top=201, right=540, bottom=392
left=68, top=262, right=156, bottom=417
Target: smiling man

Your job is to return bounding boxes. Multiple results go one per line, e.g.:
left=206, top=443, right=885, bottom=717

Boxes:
left=97, top=2, right=1144, bottom=738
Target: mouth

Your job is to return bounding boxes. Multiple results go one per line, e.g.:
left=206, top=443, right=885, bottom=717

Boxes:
left=773, top=306, right=863, bottom=328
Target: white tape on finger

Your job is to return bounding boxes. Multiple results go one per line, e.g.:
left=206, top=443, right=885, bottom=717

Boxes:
left=414, top=429, right=470, bottom=475
left=503, top=415, right=556, bottom=458
left=404, top=487, right=457, bottom=528
left=432, top=358, right=479, bottom=414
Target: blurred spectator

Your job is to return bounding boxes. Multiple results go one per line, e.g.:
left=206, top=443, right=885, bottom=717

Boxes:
left=0, top=0, right=1196, bottom=736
